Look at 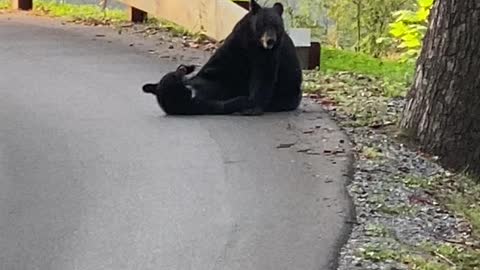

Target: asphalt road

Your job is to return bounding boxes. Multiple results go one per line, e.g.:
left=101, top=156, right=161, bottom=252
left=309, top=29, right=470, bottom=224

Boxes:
left=0, top=15, right=352, bottom=270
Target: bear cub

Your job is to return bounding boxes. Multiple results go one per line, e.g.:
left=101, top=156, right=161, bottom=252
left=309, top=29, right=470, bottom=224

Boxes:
left=142, top=64, right=251, bottom=115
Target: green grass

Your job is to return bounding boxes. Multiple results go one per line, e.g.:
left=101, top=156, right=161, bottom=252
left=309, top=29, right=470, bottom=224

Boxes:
left=406, top=173, right=480, bottom=240
left=0, top=0, right=10, bottom=9
left=32, top=0, right=128, bottom=24
left=408, top=242, right=480, bottom=269
left=359, top=243, right=400, bottom=262
left=359, top=240, right=480, bottom=269
left=398, top=172, right=480, bottom=245
left=320, top=47, right=415, bottom=84
left=439, top=174, right=480, bottom=239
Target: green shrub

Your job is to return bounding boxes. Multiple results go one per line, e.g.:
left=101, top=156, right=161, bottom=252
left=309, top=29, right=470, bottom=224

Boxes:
left=387, top=0, right=434, bottom=62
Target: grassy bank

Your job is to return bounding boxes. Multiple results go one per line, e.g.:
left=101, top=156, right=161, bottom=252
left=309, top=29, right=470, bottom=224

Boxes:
left=302, top=47, right=416, bottom=127
left=320, top=47, right=415, bottom=85
left=0, top=0, right=10, bottom=9
left=32, top=0, right=128, bottom=24
left=0, top=0, right=128, bottom=24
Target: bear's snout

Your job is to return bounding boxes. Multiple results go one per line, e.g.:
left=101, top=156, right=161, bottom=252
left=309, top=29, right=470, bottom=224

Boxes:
left=266, top=39, right=275, bottom=48
left=260, top=31, right=277, bottom=49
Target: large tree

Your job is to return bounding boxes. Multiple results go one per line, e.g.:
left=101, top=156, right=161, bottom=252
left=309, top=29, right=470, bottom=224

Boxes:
left=400, top=0, right=480, bottom=175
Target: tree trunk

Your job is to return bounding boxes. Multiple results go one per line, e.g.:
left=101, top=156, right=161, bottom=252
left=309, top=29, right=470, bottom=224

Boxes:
left=355, top=0, right=361, bottom=52
left=400, top=0, right=480, bottom=175
left=99, top=0, right=107, bottom=11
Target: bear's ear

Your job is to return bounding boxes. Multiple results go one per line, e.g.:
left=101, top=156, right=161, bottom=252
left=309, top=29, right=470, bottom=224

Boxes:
left=250, top=0, right=261, bottom=14
left=273, top=2, right=283, bottom=16
left=184, top=65, right=196, bottom=75
left=142, top=83, right=156, bottom=94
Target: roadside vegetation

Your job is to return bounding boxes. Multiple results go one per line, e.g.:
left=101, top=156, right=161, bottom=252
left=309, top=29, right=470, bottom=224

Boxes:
left=32, top=0, right=128, bottom=24
left=304, top=65, right=480, bottom=268
left=302, top=20, right=480, bottom=270
left=0, top=0, right=127, bottom=23
left=320, top=47, right=414, bottom=85
left=293, top=0, right=480, bottom=267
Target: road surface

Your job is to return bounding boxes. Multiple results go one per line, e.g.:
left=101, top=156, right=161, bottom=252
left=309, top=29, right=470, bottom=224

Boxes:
left=0, top=15, right=352, bottom=270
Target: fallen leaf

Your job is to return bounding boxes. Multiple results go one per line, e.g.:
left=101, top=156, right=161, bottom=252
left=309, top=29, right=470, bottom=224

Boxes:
left=276, top=143, right=295, bottom=149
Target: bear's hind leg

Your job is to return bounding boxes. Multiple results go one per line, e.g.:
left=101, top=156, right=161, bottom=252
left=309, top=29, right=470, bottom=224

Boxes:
left=266, top=93, right=302, bottom=112
left=192, top=96, right=252, bottom=115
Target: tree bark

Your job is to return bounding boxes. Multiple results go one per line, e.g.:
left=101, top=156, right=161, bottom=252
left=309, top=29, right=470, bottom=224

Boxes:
left=99, top=0, right=107, bottom=11
left=400, top=0, right=480, bottom=176
left=354, top=0, right=361, bottom=52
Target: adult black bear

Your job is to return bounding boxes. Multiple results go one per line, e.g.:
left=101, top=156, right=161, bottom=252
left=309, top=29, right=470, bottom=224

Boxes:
left=142, top=64, right=251, bottom=115
left=143, top=0, right=302, bottom=115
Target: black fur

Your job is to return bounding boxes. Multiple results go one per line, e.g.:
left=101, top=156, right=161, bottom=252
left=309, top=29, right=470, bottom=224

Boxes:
left=186, top=0, right=302, bottom=115
left=142, top=65, right=251, bottom=115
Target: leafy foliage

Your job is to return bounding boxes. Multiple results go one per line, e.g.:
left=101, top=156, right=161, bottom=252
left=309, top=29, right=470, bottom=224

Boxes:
left=287, top=0, right=416, bottom=55
left=359, top=0, right=415, bottom=57
left=320, top=0, right=357, bottom=48
left=262, top=0, right=433, bottom=60
left=387, top=0, right=434, bottom=62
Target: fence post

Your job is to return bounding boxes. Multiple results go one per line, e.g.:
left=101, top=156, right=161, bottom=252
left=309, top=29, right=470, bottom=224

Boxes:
left=308, top=42, right=321, bottom=70
left=129, top=6, right=147, bottom=23
left=232, top=0, right=249, bottom=10
left=12, top=0, right=33, bottom=10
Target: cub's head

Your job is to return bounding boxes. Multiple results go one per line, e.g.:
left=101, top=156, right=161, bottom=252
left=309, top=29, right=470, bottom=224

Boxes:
left=142, top=64, right=196, bottom=96
left=249, top=0, right=285, bottom=50
left=142, top=64, right=196, bottom=113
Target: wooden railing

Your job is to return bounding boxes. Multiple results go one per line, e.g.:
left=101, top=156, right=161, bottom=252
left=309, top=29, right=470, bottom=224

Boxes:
left=11, top=0, right=32, bottom=10
left=119, top=0, right=248, bottom=42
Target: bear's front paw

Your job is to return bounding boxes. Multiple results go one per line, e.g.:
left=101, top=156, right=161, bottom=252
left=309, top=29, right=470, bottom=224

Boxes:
left=241, top=106, right=264, bottom=116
